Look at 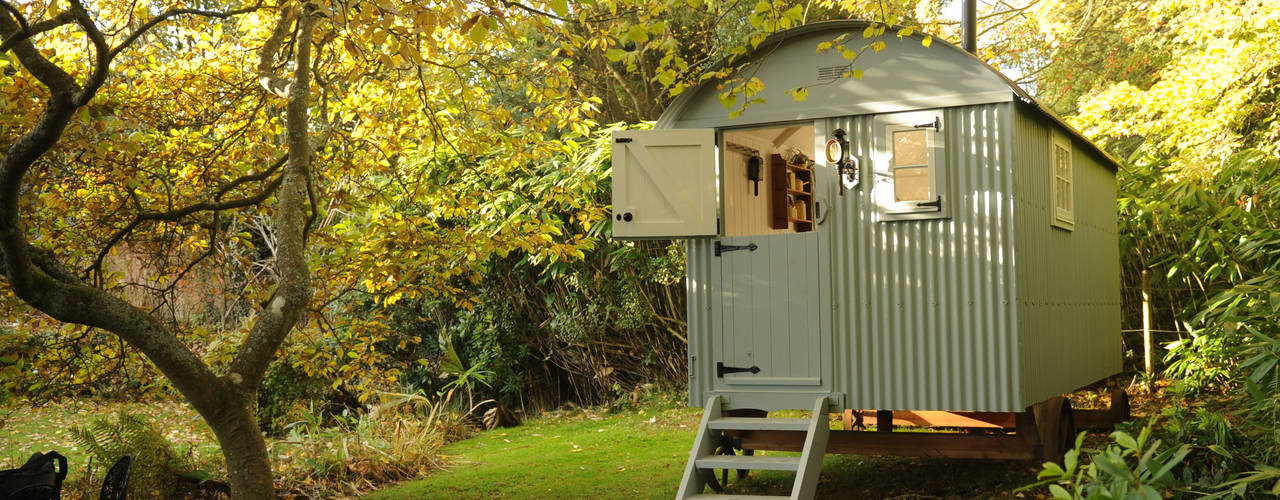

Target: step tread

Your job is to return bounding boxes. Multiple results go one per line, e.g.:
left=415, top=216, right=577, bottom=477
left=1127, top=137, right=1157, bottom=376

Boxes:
left=708, top=417, right=810, bottom=431
left=695, top=454, right=801, bottom=471
left=685, top=495, right=791, bottom=500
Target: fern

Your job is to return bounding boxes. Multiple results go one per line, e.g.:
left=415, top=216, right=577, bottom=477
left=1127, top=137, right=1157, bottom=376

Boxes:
left=70, top=411, right=195, bottom=498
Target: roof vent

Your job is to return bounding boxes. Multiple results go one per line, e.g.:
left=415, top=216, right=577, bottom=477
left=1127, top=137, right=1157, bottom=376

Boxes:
left=816, top=65, right=845, bottom=80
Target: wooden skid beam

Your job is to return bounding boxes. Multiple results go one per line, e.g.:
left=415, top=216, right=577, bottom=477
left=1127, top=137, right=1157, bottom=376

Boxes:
left=1074, top=409, right=1116, bottom=430
left=850, top=410, right=1016, bottom=429
left=739, top=430, right=1040, bottom=461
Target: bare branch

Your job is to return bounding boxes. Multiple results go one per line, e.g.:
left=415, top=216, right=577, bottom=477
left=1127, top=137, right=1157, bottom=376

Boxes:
left=110, top=3, right=266, bottom=59
left=502, top=1, right=576, bottom=23
left=89, top=157, right=287, bottom=284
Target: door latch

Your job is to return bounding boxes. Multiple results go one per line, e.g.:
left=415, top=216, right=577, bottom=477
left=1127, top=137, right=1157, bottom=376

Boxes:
left=913, top=117, right=942, bottom=132
left=915, top=195, right=942, bottom=210
left=714, top=241, right=757, bottom=256
left=717, top=362, right=760, bottom=378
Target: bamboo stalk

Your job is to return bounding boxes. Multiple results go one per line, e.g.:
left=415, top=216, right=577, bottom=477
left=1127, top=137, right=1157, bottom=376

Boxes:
left=1142, top=270, right=1153, bottom=383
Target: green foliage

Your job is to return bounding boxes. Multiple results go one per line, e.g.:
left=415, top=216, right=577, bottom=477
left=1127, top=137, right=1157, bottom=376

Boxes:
left=257, top=353, right=335, bottom=436
left=1021, top=426, right=1190, bottom=500
left=70, top=411, right=197, bottom=499
left=268, top=392, right=449, bottom=497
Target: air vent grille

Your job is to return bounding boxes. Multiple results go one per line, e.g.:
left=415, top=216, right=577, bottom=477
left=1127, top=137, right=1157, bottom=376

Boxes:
left=817, top=65, right=845, bottom=80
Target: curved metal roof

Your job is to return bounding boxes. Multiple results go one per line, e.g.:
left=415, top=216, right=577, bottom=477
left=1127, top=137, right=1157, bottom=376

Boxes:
left=656, top=20, right=1119, bottom=171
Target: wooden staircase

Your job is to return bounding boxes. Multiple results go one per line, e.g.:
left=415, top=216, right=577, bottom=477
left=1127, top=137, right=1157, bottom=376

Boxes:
left=676, top=395, right=831, bottom=500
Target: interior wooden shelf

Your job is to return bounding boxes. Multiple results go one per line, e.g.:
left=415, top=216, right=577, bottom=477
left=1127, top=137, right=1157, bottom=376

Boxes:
left=770, top=154, right=814, bottom=233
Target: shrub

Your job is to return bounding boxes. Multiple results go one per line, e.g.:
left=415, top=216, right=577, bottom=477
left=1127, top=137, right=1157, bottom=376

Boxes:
left=1019, top=426, right=1190, bottom=499
left=269, top=391, right=448, bottom=497
left=69, top=411, right=203, bottom=499
left=257, top=355, right=333, bottom=436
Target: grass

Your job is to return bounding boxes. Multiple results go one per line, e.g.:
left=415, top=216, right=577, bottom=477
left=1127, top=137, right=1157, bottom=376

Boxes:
left=1, top=397, right=1047, bottom=499
left=365, top=404, right=705, bottom=500
left=368, top=404, right=1041, bottom=500
left=0, top=399, right=221, bottom=497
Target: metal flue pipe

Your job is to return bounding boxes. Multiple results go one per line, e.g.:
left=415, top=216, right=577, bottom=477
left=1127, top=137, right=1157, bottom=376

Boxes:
left=962, top=0, right=977, bottom=54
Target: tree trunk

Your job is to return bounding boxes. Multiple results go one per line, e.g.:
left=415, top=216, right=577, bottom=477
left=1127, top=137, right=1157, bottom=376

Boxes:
left=203, top=395, right=275, bottom=499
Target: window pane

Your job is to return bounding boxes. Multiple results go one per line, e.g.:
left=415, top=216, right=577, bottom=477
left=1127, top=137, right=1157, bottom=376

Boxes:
left=894, top=166, right=930, bottom=202
left=1055, top=146, right=1069, bottom=178
left=893, top=130, right=928, bottom=166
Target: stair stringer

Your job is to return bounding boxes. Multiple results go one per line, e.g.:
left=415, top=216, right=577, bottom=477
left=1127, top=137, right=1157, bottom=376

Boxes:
left=790, top=396, right=832, bottom=499
left=677, top=395, right=724, bottom=499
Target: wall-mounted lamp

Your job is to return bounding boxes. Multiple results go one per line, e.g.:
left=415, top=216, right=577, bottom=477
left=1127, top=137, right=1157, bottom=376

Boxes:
left=827, top=129, right=858, bottom=195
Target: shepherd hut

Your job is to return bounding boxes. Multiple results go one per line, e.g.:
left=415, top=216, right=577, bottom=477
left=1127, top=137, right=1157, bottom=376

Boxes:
left=609, top=19, right=1125, bottom=500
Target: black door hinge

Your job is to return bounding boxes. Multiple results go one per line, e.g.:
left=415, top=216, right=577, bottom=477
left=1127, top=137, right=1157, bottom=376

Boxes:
left=714, top=241, right=757, bottom=256
left=717, top=362, right=760, bottom=378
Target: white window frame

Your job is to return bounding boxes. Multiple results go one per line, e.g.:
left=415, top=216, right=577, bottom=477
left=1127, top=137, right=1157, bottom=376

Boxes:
left=874, top=110, right=948, bottom=221
left=1050, top=130, right=1075, bottom=231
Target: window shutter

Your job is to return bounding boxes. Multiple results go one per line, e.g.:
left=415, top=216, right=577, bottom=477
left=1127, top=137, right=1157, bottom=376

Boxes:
left=611, top=129, right=719, bottom=239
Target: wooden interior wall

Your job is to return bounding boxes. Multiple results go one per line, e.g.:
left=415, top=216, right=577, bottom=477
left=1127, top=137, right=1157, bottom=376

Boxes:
left=723, top=126, right=815, bottom=236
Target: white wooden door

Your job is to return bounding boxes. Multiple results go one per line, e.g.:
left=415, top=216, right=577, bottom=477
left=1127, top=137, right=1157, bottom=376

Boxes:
left=611, top=129, right=718, bottom=239
left=713, top=232, right=825, bottom=391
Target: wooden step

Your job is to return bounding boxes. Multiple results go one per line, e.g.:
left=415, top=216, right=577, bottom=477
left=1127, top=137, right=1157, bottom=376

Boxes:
left=695, top=454, right=801, bottom=472
left=708, top=417, right=809, bottom=432
left=685, top=495, right=791, bottom=500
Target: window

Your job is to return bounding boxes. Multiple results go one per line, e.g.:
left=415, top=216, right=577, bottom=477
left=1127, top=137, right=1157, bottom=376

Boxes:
left=875, top=111, right=948, bottom=221
left=1050, top=131, right=1074, bottom=230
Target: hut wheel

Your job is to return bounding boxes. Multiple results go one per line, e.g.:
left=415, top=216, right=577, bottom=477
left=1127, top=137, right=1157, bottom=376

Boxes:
left=1043, top=397, right=1076, bottom=461
left=706, top=433, right=752, bottom=491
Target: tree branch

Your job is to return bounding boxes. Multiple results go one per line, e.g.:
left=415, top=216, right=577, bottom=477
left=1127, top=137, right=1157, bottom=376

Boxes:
left=256, top=5, right=295, bottom=99
left=89, top=158, right=287, bottom=285
left=109, top=3, right=266, bottom=59
left=0, top=6, right=78, bottom=94
left=65, top=0, right=111, bottom=105
left=0, top=1, right=27, bottom=32
left=230, top=6, right=314, bottom=390
left=0, top=11, right=73, bottom=53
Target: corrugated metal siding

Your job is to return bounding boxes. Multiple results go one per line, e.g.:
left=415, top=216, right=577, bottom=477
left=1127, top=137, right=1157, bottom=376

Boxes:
left=827, top=104, right=1022, bottom=412
left=1011, top=106, right=1122, bottom=404
left=687, top=102, right=1117, bottom=412
left=686, top=238, right=717, bottom=406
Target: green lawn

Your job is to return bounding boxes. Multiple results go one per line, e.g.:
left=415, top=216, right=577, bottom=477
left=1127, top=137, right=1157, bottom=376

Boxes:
left=2, top=400, right=1043, bottom=499
left=368, top=406, right=1040, bottom=499
left=366, top=405, right=705, bottom=500
left=0, top=399, right=221, bottom=496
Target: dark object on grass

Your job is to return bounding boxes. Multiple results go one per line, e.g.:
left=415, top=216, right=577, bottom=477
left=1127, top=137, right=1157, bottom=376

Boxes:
left=177, top=470, right=231, bottom=498
left=0, top=451, right=67, bottom=500
left=477, top=400, right=521, bottom=430
left=99, top=455, right=132, bottom=500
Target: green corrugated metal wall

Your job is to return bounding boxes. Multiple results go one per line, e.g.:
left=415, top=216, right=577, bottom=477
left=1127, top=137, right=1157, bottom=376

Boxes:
left=1011, top=104, right=1122, bottom=405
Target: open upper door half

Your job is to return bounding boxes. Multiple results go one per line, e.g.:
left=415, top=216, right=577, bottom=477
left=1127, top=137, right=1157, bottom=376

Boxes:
left=611, top=129, right=718, bottom=239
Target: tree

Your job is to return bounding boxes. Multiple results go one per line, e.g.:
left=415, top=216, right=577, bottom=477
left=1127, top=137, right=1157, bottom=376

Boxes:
left=1, top=1, right=313, bottom=496
left=0, top=0, right=963, bottom=496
